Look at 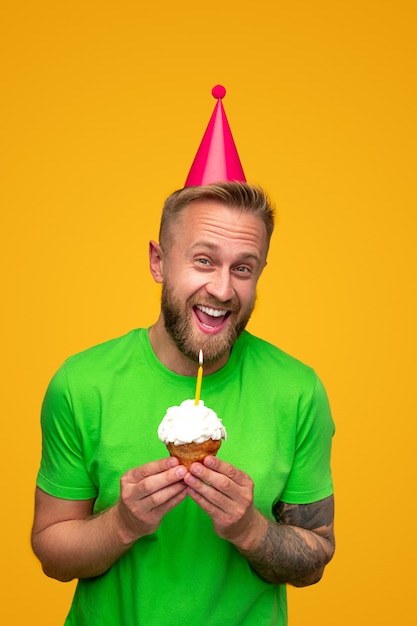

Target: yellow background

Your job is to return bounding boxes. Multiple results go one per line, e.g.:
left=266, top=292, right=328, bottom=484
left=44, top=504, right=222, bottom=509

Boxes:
left=1, top=1, right=416, bottom=624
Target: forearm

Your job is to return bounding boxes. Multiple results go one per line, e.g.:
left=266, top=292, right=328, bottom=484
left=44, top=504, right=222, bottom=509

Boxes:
left=32, top=459, right=188, bottom=582
left=237, top=513, right=335, bottom=587
left=32, top=504, right=137, bottom=582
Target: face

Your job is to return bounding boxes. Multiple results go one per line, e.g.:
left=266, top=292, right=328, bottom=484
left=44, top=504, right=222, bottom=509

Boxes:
left=155, top=201, right=268, bottom=365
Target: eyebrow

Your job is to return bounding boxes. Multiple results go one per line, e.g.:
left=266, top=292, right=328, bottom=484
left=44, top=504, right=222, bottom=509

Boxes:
left=189, top=240, right=262, bottom=263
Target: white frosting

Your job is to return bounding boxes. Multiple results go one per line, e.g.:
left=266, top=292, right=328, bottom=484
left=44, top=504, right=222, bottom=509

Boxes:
left=158, top=399, right=227, bottom=446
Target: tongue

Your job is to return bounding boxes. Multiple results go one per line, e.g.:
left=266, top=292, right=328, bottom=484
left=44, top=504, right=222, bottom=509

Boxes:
left=195, top=308, right=225, bottom=328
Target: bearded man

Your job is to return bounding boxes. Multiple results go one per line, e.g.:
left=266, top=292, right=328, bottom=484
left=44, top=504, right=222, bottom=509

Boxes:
left=32, top=182, right=335, bottom=626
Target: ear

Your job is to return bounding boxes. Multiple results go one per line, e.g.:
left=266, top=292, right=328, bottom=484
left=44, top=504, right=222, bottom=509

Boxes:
left=149, top=240, right=164, bottom=283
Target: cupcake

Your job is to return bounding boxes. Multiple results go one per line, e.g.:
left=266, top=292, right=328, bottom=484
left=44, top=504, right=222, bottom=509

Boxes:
left=158, top=399, right=227, bottom=470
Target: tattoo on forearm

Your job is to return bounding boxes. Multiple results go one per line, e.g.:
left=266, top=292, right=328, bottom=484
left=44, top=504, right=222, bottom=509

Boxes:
left=273, top=497, right=334, bottom=536
left=241, top=496, right=335, bottom=587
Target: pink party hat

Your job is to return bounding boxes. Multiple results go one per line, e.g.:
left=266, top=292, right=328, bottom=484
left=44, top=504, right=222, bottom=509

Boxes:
left=185, top=85, right=246, bottom=186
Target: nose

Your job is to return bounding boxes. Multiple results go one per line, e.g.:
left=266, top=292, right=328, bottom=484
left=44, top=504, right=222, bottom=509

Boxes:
left=205, top=268, right=235, bottom=303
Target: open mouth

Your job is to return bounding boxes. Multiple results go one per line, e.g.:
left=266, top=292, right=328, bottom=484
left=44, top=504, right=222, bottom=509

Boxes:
left=193, top=304, right=231, bottom=331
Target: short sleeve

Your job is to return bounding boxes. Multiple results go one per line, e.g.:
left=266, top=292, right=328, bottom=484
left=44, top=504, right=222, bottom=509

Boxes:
left=36, top=363, right=98, bottom=500
left=280, top=373, right=335, bottom=504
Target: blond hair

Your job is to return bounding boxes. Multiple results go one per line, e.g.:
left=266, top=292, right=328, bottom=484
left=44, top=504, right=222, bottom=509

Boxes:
left=159, top=181, right=275, bottom=250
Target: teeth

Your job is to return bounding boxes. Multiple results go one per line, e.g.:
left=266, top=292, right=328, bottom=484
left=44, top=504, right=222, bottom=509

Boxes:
left=197, top=305, right=227, bottom=318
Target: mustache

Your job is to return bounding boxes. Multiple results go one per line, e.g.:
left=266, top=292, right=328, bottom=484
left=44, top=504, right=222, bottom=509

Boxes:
left=188, top=295, right=240, bottom=313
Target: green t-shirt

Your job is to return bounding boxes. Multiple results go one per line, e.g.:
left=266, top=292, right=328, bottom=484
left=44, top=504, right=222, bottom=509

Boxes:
left=37, top=329, right=334, bottom=626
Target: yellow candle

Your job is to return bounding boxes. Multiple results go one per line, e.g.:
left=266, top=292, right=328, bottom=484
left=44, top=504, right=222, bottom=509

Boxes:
left=194, top=349, right=204, bottom=405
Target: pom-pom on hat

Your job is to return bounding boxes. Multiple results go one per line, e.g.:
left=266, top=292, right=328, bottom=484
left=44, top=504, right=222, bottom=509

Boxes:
left=184, top=85, right=246, bottom=187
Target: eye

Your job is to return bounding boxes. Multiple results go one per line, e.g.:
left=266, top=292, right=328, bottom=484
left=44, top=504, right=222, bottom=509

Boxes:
left=234, top=265, right=251, bottom=274
left=196, top=257, right=212, bottom=267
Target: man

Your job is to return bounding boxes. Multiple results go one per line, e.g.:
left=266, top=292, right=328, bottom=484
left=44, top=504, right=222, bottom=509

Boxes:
left=32, top=181, right=335, bottom=625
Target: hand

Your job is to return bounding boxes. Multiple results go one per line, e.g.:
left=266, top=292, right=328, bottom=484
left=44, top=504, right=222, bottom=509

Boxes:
left=183, top=456, right=267, bottom=551
left=116, top=457, right=187, bottom=544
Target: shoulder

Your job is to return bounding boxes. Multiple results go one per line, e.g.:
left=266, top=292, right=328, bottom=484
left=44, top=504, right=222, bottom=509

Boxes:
left=236, top=332, right=332, bottom=417
left=43, top=328, right=149, bottom=412
left=48, top=329, right=146, bottom=394
left=64, top=328, right=143, bottom=370
left=238, top=331, right=318, bottom=386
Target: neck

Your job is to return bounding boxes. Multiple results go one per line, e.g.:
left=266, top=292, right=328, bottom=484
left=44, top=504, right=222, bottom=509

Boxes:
left=148, top=314, right=230, bottom=376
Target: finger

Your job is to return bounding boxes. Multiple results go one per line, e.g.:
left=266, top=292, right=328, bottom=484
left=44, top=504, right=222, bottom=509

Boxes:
left=123, top=457, right=180, bottom=484
left=188, top=461, right=248, bottom=499
left=186, top=481, right=229, bottom=518
left=142, top=481, right=188, bottom=514
left=121, top=475, right=187, bottom=522
left=122, top=463, right=186, bottom=502
left=119, top=481, right=188, bottom=538
left=157, top=483, right=188, bottom=510
left=184, top=469, right=232, bottom=513
left=201, top=456, right=252, bottom=487
left=185, top=461, right=254, bottom=519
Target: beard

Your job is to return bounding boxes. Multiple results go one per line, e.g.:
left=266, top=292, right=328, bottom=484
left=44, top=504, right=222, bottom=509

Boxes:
left=161, top=282, right=255, bottom=364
